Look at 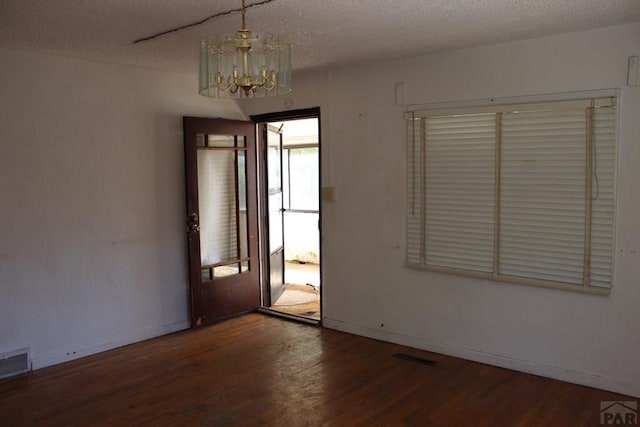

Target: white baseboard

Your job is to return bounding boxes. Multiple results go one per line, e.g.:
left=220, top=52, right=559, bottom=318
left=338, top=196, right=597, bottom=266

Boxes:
left=31, top=320, right=190, bottom=370
left=323, top=317, right=640, bottom=398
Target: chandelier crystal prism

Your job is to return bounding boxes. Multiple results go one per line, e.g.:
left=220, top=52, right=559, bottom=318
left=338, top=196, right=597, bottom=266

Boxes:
left=199, top=0, right=292, bottom=98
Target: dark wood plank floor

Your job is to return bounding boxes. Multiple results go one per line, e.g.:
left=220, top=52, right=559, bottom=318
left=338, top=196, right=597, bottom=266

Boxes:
left=0, top=313, right=633, bottom=426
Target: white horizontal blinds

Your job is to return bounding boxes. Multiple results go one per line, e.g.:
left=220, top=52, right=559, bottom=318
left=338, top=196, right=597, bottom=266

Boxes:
left=198, top=149, right=238, bottom=266
left=499, top=109, right=587, bottom=284
left=406, top=114, right=423, bottom=265
left=590, top=106, right=616, bottom=287
left=407, top=96, right=616, bottom=291
left=423, top=114, right=496, bottom=272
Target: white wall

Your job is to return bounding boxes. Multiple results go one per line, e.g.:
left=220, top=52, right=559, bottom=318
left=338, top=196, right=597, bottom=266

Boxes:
left=284, top=212, right=320, bottom=263
left=0, top=48, right=244, bottom=368
left=242, top=23, right=640, bottom=397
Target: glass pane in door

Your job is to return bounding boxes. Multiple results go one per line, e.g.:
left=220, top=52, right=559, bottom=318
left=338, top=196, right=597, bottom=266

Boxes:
left=267, top=132, right=283, bottom=253
left=197, top=134, right=249, bottom=281
left=266, top=126, right=285, bottom=304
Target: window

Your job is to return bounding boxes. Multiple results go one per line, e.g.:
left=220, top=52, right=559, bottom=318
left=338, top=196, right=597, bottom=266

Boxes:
left=283, top=146, right=320, bottom=212
left=406, top=96, right=617, bottom=294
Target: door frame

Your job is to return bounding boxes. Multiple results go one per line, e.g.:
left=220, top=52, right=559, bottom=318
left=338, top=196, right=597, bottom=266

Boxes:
left=251, top=107, right=323, bottom=320
left=262, top=122, right=286, bottom=306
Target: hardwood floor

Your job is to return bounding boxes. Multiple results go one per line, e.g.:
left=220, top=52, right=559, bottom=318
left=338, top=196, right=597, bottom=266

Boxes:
left=0, top=313, right=633, bottom=426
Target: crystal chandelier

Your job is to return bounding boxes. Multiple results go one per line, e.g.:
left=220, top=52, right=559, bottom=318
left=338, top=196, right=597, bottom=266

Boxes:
left=199, top=0, right=292, bottom=98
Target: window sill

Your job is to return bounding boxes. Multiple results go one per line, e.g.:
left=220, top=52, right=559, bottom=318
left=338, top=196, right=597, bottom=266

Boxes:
left=406, top=262, right=612, bottom=296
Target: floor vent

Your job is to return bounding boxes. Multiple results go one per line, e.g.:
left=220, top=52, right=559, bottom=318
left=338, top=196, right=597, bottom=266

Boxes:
left=393, top=353, right=436, bottom=366
left=0, top=348, right=31, bottom=379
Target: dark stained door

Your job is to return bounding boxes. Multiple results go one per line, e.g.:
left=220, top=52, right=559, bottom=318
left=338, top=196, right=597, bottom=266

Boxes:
left=183, top=117, right=260, bottom=327
left=263, top=124, right=286, bottom=305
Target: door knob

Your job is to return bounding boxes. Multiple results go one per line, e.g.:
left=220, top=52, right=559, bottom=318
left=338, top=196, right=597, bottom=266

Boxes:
left=187, top=213, right=200, bottom=233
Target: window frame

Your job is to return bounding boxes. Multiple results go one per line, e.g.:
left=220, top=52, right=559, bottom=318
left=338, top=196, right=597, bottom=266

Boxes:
left=405, top=91, right=619, bottom=295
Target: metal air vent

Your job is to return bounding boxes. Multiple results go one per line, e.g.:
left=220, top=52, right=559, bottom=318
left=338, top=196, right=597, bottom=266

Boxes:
left=0, top=348, right=31, bottom=379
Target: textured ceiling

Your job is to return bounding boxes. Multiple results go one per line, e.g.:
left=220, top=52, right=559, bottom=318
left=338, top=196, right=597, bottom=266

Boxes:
left=1, top=0, right=639, bottom=75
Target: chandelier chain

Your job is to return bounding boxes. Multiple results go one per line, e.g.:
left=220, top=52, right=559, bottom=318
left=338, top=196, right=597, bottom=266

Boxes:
left=241, top=0, right=247, bottom=30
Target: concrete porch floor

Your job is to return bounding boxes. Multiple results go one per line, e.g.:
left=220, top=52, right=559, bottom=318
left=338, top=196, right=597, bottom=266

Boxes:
left=272, top=261, right=320, bottom=320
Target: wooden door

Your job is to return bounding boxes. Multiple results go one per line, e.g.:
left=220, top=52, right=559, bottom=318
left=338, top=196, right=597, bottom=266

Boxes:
left=263, top=124, right=286, bottom=305
left=183, top=117, right=260, bottom=327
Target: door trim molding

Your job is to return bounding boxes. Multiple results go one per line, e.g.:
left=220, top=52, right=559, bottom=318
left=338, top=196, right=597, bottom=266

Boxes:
left=252, top=108, right=323, bottom=323
left=250, top=107, right=321, bottom=123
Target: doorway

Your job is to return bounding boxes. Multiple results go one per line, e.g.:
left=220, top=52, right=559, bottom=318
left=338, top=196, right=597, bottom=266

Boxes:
left=254, top=109, right=321, bottom=322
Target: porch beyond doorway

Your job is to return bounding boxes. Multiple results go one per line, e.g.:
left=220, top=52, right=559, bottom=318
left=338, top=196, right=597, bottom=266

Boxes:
left=272, top=261, right=320, bottom=319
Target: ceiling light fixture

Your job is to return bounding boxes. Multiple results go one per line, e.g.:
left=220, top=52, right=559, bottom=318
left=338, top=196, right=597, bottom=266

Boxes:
left=199, top=0, right=292, bottom=98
